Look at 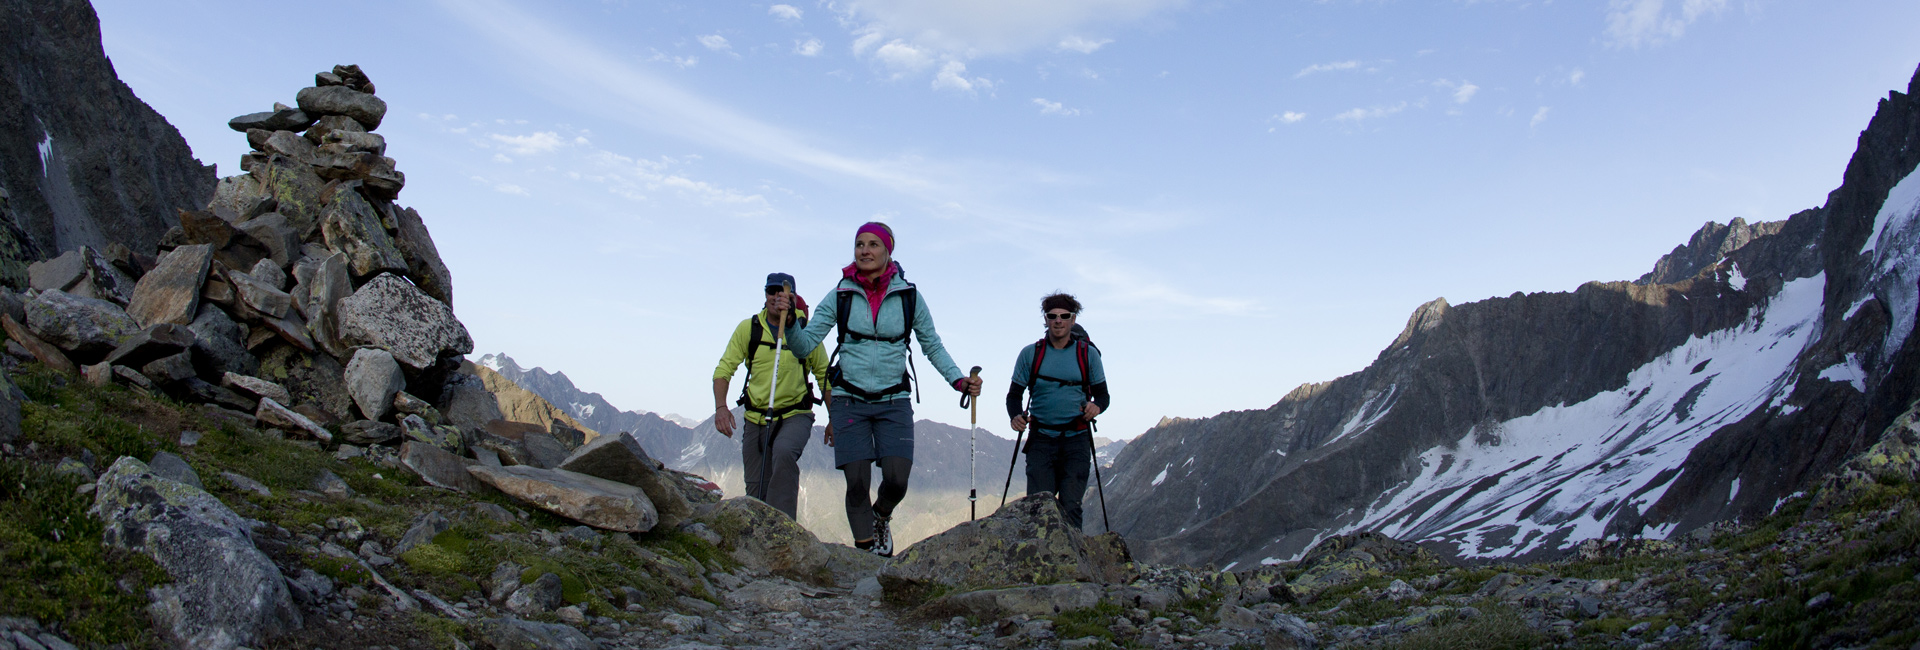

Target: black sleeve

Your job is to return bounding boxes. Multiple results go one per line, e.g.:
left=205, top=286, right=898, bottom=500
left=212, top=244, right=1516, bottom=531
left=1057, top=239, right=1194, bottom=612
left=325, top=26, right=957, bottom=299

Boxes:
left=1006, top=382, right=1027, bottom=418
left=1090, top=381, right=1110, bottom=412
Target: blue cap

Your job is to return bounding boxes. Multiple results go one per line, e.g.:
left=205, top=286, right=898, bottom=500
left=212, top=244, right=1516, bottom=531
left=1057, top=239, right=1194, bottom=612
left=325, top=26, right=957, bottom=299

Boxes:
left=765, top=272, right=796, bottom=292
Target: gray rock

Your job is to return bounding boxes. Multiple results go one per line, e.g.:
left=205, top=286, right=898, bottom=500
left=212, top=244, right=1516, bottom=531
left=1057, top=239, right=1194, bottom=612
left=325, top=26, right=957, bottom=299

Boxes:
left=2, top=314, right=77, bottom=374
left=90, top=457, right=301, bottom=648
left=147, top=451, right=203, bottom=490
left=54, top=457, right=94, bottom=482
left=489, top=562, right=525, bottom=603
left=725, top=579, right=814, bottom=615
left=256, top=343, right=353, bottom=423
left=852, top=576, right=883, bottom=599
left=255, top=398, right=332, bottom=442
left=341, top=420, right=399, bottom=445
left=221, top=372, right=291, bottom=405
left=315, top=131, right=386, bottom=156
left=400, top=441, right=483, bottom=493
left=343, top=348, right=404, bottom=421
left=401, top=414, right=462, bottom=453
left=297, top=253, right=352, bottom=359
left=473, top=502, right=516, bottom=524
left=390, top=510, right=452, bottom=556
left=392, top=206, right=452, bottom=306
left=259, top=131, right=318, bottom=164
left=520, top=430, right=570, bottom=469
left=188, top=305, right=256, bottom=378
left=471, top=617, right=598, bottom=650
left=126, top=243, right=212, bottom=327
left=879, top=493, right=1134, bottom=605
left=205, top=175, right=266, bottom=224
left=60, top=246, right=137, bottom=306
left=228, top=107, right=314, bottom=133
left=0, top=288, right=26, bottom=326
left=248, top=156, right=327, bottom=238
left=294, top=86, right=387, bottom=130
left=557, top=432, right=694, bottom=529
left=320, top=188, right=405, bottom=281
left=313, top=470, right=353, bottom=499
left=1263, top=612, right=1320, bottom=650
left=101, top=323, right=195, bottom=369
left=303, top=115, right=364, bottom=145
left=504, top=573, right=564, bottom=616
left=234, top=214, right=299, bottom=270
left=25, top=289, right=137, bottom=360
left=246, top=259, right=287, bottom=293
left=219, top=471, right=271, bottom=498
left=918, top=583, right=1103, bottom=619
left=140, top=351, right=196, bottom=384
left=28, top=249, right=88, bottom=292
left=467, top=465, right=658, bottom=532
left=694, top=497, right=832, bottom=585
left=337, top=274, right=471, bottom=370
left=227, top=268, right=291, bottom=319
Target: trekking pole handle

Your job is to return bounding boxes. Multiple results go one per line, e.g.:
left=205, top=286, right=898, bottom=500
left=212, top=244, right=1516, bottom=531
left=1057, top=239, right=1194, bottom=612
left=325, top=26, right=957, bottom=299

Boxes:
left=959, top=366, right=981, bottom=409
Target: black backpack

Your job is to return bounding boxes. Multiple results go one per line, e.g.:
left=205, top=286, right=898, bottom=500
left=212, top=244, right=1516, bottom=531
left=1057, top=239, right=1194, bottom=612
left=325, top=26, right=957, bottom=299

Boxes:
left=736, top=311, right=817, bottom=417
left=827, top=279, right=923, bottom=402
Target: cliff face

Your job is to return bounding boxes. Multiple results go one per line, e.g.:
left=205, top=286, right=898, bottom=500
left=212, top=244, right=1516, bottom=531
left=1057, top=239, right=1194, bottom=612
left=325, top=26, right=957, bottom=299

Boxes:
left=0, top=0, right=215, bottom=284
left=1099, top=63, right=1920, bottom=568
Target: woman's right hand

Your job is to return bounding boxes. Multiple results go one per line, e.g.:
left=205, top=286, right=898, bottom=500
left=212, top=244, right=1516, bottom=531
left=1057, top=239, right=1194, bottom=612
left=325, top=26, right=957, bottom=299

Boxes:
left=771, top=292, right=793, bottom=312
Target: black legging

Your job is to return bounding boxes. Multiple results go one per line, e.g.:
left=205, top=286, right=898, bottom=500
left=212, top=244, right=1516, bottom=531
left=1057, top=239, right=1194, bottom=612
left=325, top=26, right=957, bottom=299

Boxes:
left=842, top=456, right=912, bottom=542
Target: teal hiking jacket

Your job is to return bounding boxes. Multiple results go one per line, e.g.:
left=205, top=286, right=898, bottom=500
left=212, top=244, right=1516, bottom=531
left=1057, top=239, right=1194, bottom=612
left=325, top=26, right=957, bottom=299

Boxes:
left=785, top=273, right=965, bottom=402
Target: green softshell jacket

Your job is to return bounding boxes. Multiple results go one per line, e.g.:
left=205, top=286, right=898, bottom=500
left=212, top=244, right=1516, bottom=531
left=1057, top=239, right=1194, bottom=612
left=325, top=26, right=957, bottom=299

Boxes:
left=713, top=309, right=831, bottom=425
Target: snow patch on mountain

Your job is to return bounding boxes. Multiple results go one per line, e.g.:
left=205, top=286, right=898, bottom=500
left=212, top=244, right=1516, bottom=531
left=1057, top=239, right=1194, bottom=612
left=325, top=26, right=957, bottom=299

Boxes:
left=1819, top=354, right=1867, bottom=392
left=1291, top=273, right=1827, bottom=560
left=1329, top=384, right=1398, bottom=445
left=1863, top=168, right=1920, bottom=361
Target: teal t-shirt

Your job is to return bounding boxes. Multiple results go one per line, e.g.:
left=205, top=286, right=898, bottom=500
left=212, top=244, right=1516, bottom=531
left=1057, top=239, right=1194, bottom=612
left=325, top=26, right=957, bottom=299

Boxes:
left=1011, top=341, right=1106, bottom=435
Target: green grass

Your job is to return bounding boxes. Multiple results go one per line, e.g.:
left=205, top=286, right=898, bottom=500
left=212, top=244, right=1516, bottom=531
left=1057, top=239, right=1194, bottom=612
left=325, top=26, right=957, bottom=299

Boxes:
left=1365, top=603, right=1546, bottom=650
left=1050, top=600, right=1125, bottom=642
left=0, top=457, right=168, bottom=646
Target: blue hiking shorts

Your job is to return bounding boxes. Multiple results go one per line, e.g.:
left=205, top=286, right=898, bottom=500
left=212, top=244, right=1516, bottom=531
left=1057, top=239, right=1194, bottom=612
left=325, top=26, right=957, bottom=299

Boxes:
left=830, top=396, right=914, bottom=468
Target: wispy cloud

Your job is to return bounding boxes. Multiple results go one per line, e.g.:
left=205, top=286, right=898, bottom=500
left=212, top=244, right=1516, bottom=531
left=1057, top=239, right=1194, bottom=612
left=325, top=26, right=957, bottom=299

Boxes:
left=1295, top=60, right=1359, bottom=78
left=490, top=131, right=566, bottom=155
left=648, top=50, right=697, bottom=68
left=1274, top=112, right=1305, bottom=124
left=1569, top=68, right=1585, bottom=86
left=794, top=38, right=823, bottom=56
left=1605, top=0, right=1728, bottom=48
left=1057, top=35, right=1113, bottom=54
left=1033, top=98, right=1081, bottom=116
left=1433, top=79, right=1478, bottom=104
left=697, top=34, right=732, bottom=52
left=768, top=4, right=802, bottom=21
left=932, top=61, right=991, bottom=93
left=1334, top=102, right=1408, bottom=123
left=831, top=0, right=1186, bottom=58
left=1530, top=106, right=1551, bottom=128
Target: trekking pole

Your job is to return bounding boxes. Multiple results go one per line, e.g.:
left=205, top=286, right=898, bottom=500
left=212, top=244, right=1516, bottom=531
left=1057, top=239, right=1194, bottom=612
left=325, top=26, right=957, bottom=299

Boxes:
left=1001, top=390, right=1031, bottom=508
left=754, top=297, right=791, bottom=503
left=961, top=366, right=981, bottom=521
left=1087, top=418, right=1110, bottom=534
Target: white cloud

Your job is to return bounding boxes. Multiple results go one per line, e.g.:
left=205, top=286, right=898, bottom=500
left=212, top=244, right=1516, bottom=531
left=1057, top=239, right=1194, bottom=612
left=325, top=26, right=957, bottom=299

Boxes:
left=873, top=39, right=936, bottom=76
left=1057, top=35, right=1113, bottom=54
left=648, top=50, right=698, bottom=68
left=795, top=38, right=824, bottom=56
left=1605, top=0, right=1728, bottom=48
left=1275, top=112, right=1306, bottom=124
left=768, top=4, right=802, bottom=20
left=495, top=183, right=529, bottom=195
left=1033, top=98, right=1080, bottom=116
left=1333, top=102, right=1407, bottom=123
left=1434, top=79, right=1479, bottom=104
left=1295, top=60, right=1360, bottom=78
left=1569, top=68, right=1586, bottom=86
left=933, top=61, right=991, bottom=93
left=1530, top=106, right=1551, bottom=127
left=697, top=34, right=731, bottom=52
left=492, top=153, right=513, bottom=163
left=490, top=131, right=566, bottom=155
left=830, top=0, right=1185, bottom=58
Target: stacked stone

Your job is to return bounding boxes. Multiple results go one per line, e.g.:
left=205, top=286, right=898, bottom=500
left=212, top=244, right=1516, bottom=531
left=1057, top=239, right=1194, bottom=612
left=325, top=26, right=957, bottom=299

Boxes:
left=6, top=64, right=469, bottom=456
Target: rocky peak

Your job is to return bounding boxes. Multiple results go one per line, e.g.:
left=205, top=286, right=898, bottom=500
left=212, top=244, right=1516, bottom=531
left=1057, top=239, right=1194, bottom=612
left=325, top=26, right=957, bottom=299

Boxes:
left=1634, top=217, right=1785, bottom=285
left=1391, top=297, right=1448, bottom=346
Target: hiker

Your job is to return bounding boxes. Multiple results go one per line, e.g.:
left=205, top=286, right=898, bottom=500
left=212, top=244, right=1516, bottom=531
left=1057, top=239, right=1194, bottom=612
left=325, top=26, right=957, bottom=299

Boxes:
left=711, top=272, right=831, bottom=520
left=774, top=222, right=982, bottom=557
left=1007, top=293, right=1109, bottom=531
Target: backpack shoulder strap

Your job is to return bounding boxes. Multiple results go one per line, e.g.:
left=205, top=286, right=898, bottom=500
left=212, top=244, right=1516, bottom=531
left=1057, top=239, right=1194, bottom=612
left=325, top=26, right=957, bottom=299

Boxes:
left=1029, top=339, right=1048, bottom=387
left=1074, top=339, right=1092, bottom=393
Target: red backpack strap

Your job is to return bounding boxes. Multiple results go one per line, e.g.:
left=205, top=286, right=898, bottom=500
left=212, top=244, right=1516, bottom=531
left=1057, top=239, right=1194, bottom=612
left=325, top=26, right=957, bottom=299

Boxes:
left=1029, top=339, right=1048, bottom=389
left=1074, top=339, right=1091, bottom=393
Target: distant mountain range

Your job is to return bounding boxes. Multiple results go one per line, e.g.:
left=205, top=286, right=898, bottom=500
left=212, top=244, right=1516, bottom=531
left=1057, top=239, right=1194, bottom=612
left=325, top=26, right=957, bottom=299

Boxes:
left=1094, top=63, right=1920, bottom=569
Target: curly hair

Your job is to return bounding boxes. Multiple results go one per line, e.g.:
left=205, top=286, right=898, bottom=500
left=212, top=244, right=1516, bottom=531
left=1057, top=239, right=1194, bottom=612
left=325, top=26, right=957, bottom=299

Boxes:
left=1041, top=292, right=1081, bottom=314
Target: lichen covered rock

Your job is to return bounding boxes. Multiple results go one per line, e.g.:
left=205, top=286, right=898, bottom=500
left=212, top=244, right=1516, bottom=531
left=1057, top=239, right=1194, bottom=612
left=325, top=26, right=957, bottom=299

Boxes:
left=878, top=493, right=1134, bottom=606
left=700, top=497, right=832, bottom=586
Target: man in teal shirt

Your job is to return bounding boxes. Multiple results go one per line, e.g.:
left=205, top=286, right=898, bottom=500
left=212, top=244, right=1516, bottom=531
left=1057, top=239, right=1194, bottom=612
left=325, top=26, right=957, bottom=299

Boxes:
left=1007, top=293, right=1110, bottom=531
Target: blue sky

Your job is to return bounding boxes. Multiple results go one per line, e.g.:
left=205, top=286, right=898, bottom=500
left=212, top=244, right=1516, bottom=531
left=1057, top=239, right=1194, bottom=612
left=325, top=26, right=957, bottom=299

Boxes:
left=94, top=0, right=1920, bottom=439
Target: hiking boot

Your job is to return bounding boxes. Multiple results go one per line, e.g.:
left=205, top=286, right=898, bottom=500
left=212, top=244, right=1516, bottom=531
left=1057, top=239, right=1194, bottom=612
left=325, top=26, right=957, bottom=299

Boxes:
left=871, top=511, right=894, bottom=558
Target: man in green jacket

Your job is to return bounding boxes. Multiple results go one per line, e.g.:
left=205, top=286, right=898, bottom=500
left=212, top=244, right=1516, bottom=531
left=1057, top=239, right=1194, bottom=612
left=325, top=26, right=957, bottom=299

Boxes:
left=712, top=273, right=831, bottom=520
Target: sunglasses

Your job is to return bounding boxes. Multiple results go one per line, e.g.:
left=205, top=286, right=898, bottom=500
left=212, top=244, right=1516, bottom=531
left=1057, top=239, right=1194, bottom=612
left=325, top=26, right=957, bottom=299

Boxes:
left=765, top=286, right=789, bottom=295
left=1045, top=312, right=1075, bottom=321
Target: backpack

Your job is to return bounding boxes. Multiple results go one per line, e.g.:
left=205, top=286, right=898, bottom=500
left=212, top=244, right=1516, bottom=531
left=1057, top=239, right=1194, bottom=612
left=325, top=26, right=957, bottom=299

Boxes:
left=736, top=311, right=817, bottom=418
left=827, top=280, right=922, bottom=402
left=1026, top=323, right=1098, bottom=431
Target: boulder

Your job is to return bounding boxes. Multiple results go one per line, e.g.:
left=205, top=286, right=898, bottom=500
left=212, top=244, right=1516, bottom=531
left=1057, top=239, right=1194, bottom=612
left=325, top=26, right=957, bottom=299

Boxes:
left=1, top=314, right=77, bottom=374
left=64, top=246, right=137, bottom=306
left=725, top=579, right=817, bottom=615
left=0, top=288, right=25, bottom=325
left=27, top=248, right=87, bottom=292
left=391, top=391, right=440, bottom=419
left=25, top=289, right=137, bottom=361
left=315, top=130, right=386, bottom=156
left=248, top=259, right=286, bottom=292
left=221, top=372, right=291, bottom=405
left=188, top=304, right=257, bottom=378
left=294, top=85, right=387, bottom=130
left=101, top=323, right=195, bottom=369
left=400, top=441, right=484, bottom=492
left=260, top=130, right=318, bottom=164
left=521, top=430, right=571, bottom=469
left=344, top=348, right=404, bottom=421
left=878, top=493, right=1134, bottom=606
left=148, top=450, right=204, bottom=490
left=256, top=343, right=353, bottom=422
left=234, top=214, right=300, bottom=270
left=227, top=268, right=291, bottom=319
left=401, top=414, right=462, bottom=454
left=557, top=432, right=693, bottom=529
left=392, top=206, right=452, bottom=306
left=228, top=107, right=314, bottom=133
left=313, top=153, right=405, bottom=200
left=248, top=156, right=326, bottom=237
left=303, top=115, right=364, bottom=145
left=256, top=398, right=332, bottom=442
left=337, top=274, right=472, bottom=370
left=297, top=253, right=353, bottom=358
left=341, top=420, right=399, bottom=445
left=1288, top=532, right=1440, bottom=600
left=917, top=583, right=1104, bottom=619
left=471, top=617, right=597, bottom=650
left=697, top=497, right=832, bottom=586
left=90, top=457, right=302, bottom=648
left=141, top=351, right=197, bottom=384
left=126, top=243, right=212, bottom=327
left=391, top=510, right=452, bottom=556
left=440, top=372, right=505, bottom=430
left=466, top=465, right=658, bottom=532
left=320, top=187, right=406, bottom=280
left=205, top=175, right=267, bottom=224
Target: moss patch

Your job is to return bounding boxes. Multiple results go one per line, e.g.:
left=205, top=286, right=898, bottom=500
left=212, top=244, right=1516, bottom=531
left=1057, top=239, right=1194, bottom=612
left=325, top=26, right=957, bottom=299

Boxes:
left=0, top=458, right=167, bottom=646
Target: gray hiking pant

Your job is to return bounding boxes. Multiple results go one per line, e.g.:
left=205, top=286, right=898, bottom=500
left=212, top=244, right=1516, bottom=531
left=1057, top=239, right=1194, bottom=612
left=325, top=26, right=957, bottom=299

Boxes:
left=743, top=413, right=812, bottom=520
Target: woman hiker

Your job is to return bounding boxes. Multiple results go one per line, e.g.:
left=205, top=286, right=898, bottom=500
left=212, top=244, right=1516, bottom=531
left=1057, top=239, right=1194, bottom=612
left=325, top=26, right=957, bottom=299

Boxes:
left=1007, top=293, right=1109, bottom=531
left=710, top=272, right=831, bottom=520
left=774, top=222, right=983, bottom=557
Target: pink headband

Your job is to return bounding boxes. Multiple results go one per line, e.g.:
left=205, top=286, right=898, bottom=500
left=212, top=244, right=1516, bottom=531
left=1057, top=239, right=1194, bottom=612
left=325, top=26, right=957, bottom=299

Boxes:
left=856, top=222, right=894, bottom=253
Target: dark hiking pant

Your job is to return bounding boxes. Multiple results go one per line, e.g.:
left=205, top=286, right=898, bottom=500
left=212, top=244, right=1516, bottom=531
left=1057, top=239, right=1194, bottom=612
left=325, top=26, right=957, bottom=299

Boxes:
left=743, top=413, right=812, bottom=520
left=1025, top=431, right=1093, bottom=531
